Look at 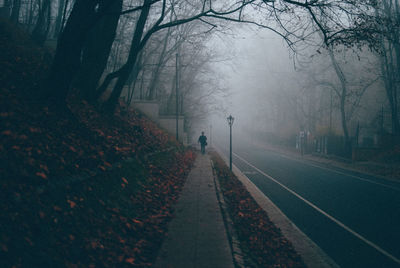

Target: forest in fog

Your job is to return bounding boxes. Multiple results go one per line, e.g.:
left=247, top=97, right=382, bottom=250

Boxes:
left=2, top=1, right=400, bottom=266
left=1, top=0, right=400, bottom=156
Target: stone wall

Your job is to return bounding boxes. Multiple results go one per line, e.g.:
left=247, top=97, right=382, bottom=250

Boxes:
left=131, top=101, right=188, bottom=144
left=132, top=101, right=159, bottom=121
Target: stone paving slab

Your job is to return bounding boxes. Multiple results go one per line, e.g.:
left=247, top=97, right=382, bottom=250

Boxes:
left=154, top=153, right=234, bottom=268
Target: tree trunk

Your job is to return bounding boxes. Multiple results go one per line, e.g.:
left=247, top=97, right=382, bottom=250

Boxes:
left=10, top=0, right=21, bottom=23
left=327, top=47, right=350, bottom=145
left=32, top=0, right=51, bottom=45
left=74, top=0, right=122, bottom=102
left=45, top=0, right=99, bottom=105
left=53, top=0, right=66, bottom=38
left=378, top=1, right=400, bottom=136
left=27, top=0, right=35, bottom=27
left=0, top=0, right=11, bottom=18
left=147, top=29, right=171, bottom=100
left=103, top=0, right=151, bottom=113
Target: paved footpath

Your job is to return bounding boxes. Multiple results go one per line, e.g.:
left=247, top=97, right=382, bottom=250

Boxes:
left=154, top=153, right=234, bottom=268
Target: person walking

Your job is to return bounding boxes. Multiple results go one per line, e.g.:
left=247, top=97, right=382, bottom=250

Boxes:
left=198, top=131, right=208, bottom=155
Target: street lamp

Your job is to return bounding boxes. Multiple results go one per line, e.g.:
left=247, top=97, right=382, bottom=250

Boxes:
left=227, top=115, right=234, bottom=171
left=175, top=53, right=179, bottom=141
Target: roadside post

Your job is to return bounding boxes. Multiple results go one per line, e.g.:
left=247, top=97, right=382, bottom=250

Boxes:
left=227, top=115, right=234, bottom=171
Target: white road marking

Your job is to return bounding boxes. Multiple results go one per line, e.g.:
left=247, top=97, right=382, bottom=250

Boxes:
left=234, top=152, right=400, bottom=265
left=273, top=151, right=400, bottom=192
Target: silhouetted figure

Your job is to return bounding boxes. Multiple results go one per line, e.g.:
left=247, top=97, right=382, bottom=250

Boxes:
left=198, top=132, right=207, bottom=155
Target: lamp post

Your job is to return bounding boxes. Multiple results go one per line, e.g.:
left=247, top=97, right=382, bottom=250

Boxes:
left=210, top=124, right=212, bottom=146
left=227, top=115, right=234, bottom=171
left=175, top=53, right=179, bottom=141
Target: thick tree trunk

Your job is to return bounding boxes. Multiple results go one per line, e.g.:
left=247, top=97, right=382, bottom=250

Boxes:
left=27, top=0, right=35, bottom=27
left=45, top=0, right=99, bottom=105
left=53, top=0, right=66, bottom=38
left=103, top=0, right=151, bottom=113
left=32, top=0, right=51, bottom=45
left=10, top=0, right=21, bottom=23
left=0, top=0, right=11, bottom=18
left=75, top=0, right=122, bottom=102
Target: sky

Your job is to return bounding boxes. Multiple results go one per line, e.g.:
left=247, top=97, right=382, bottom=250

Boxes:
left=207, top=26, right=298, bottom=143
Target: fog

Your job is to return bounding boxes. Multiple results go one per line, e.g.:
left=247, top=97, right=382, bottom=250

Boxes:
left=201, top=27, right=303, bottom=147
left=196, top=25, right=388, bottom=154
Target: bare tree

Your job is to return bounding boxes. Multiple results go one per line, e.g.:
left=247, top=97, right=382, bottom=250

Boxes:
left=374, top=0, right=400, bottom=136
left=10, top=0, right=21, bottom=23
left=0, top=0, right=11, bottom=18
left=44, top=0, right=378, bottom=112
left=31, top=0, right=51, bottom=45
left=44, top=0, right=115, bottom=105
left=74, top=0, right=123, bottom=102
left=53, top=0, right=66, bottom=38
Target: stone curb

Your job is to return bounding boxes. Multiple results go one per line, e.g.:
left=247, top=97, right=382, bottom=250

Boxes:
left=213, top=147, right=340, bottom=268
left=211, top=159, right=247, bottom=268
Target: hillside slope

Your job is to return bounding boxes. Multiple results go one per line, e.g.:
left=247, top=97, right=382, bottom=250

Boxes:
left=0, top=18, right=195, bottom=267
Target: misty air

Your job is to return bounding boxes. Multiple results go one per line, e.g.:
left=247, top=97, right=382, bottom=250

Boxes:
left=1, top=0, right=400, bottom=267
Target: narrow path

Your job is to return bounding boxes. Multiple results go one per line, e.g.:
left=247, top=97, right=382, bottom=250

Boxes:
left=154, top=153, right=234, bottom=268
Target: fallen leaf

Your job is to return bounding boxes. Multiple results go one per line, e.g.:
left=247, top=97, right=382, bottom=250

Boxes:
left=36, top=172, right=47, bottom=179
left=67, top=200, right=77, bottom=209
left=125, top=257, right=135, bottom=264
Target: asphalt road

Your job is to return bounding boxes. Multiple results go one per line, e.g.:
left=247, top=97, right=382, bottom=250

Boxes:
left=216, top=140, right=400, bottom=268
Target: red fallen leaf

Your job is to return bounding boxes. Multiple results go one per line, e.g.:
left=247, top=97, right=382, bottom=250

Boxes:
left=29, top=127, right=41, bottom=133
left=40, top=164, right=49, bottom=172
left=39, top=211, right=45, bottom=219
left=69, top=234, right=75, bottom=241
left=132, top=219, right=143, bottom=227
left=122, top=177, right=129, bottom=184
left=67, top=200, right=77, bottom=209
left=1, top=243, right=8, bottom=252
left=24, top=237, right=33, bottom=246
left=69, top=146, right=77, bottom=152
left=1, top=130, right=12, bottom=135
left=0, top=112, right=11, bottom=117
left=125, top=257, right=135, bottom=264
left=36, top=172, right=47, bottom=179
left=90, top=241, right=97, bottom=249
left=19, top=134, right=28, bottom=140
left=53, top=206, right=62, bottom=211
left=98, top=166, right=106, bottom=171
